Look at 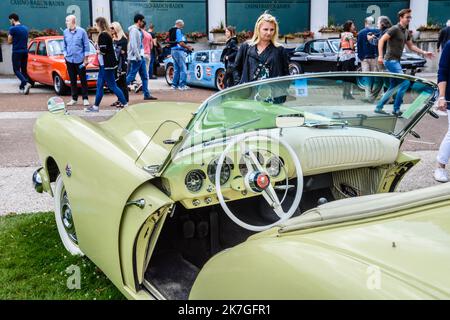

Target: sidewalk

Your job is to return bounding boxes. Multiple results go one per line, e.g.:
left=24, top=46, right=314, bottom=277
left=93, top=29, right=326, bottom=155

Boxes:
left=0, top=77, right=171, bottom=94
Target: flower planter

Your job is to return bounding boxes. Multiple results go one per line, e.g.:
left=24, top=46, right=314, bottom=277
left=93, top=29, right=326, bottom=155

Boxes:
left=211, top=32, right=226, bottom=43
left=419, top=31, right=439, bottom=40
left=320, top=31, right=341, bottom=39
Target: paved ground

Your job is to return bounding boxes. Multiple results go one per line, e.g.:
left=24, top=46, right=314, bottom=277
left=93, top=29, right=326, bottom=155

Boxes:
left=0, top=74, right=449, bottom=215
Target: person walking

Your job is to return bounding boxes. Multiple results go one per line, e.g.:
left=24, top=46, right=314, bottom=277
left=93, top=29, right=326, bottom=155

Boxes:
left=438, top=20, right=450, bottom=53
left=368, top=16, right=393, bottom=70
left=133, top=21, right=153, bottom=93
left=7, top=13, right=32, bottom=95
left=148, top=23, right=159, bottom=79
left=357, top=17, right=381, bottom=102
left=126, top=14, right=157, bottom=100
left=375, top=8, right=434, bottom=116
left=339, top=20, right=357, bottom=100
left=63, top=14, right=90, bottom=106
left=85, top=17, right=128, bottom=112
left=220, top=26, right=238, bottom=88
left=434, top=41, right=450, bottom=182
left=233, top=13, right=289, bottom=85
left=169, top=19, right=193, bottom=90
left=110, top=21, right=128, bottom=108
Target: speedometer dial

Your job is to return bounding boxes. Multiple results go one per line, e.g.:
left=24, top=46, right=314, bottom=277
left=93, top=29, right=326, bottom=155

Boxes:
left=185, top=170, right=204, bottom=192
left=207, top=157, right=232, bottom=185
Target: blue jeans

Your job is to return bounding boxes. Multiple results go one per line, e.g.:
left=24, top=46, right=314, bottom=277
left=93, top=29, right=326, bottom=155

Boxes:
left=171, top=49, right=187, bottom=88
left=375, top=60, right=410, bottom=113
left=12, top=52, right=30, bottom=89
left=126, top=59, right=150, bottom=98
left=149, top=53, right=156, bottom=78
left=94, top=66, right=127, bottom=107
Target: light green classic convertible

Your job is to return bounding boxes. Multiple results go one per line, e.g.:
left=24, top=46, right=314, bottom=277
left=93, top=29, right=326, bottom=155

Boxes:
left=33, top=72, right=450, bottom=299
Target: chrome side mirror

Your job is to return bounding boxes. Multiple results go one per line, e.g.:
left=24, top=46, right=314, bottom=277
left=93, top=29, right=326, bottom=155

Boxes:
left=47, top=96, right=66, bottom=114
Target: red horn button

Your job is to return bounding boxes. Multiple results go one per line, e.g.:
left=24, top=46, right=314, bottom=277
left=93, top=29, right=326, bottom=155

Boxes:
left=256, top=174, right=270, bottom=190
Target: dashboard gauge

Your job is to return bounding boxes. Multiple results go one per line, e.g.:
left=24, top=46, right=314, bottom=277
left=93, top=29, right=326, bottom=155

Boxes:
left=185, top=170, right=205, bottom=193
left=239, top=152, right=264, bottom=176
left=207, top=157, right=233, bottom=185
left=266, top=156, right=282, bottom=177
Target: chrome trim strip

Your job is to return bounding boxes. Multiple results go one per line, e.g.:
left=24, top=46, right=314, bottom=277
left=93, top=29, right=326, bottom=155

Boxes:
left=142, top=279, right=167, bottom=300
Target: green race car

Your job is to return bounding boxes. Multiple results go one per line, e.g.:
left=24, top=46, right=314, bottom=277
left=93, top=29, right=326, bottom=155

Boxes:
left=33, top=72, right=450, bottom=299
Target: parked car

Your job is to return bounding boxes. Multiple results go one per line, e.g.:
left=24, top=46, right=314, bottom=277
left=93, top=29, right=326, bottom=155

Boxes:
left=164, top=49, right=225, bottom=90
left=33, top=72, right=445, bottom=300
left=27, top=36, right=99, bottom=95
left=287, top=38, right=427, bottom=75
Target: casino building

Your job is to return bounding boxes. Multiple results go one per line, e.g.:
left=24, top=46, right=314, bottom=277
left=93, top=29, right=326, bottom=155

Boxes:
left=0, top=1, right=448, bottom=38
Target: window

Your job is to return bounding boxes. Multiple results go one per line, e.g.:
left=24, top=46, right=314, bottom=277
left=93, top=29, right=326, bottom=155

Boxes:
left=37, top=42, right=47, bottom=56
left=309, top=41, right=331, bottom=54
left=195, top=52, right=209, bottom=63
left=28, top=42, right=38, bottom=55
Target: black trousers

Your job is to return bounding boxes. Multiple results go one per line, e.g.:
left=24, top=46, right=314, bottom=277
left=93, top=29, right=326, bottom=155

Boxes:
left=116, top=72, right=129, bottom=102
left=223, top=66, right=236, bottom=88
left=12, top=52, right=31, bottom=89
left=66, top=60, right=88, bottom=100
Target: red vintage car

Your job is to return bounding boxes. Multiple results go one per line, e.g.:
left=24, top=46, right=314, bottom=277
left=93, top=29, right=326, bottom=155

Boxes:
left=27, top=36, right=99, bottom=95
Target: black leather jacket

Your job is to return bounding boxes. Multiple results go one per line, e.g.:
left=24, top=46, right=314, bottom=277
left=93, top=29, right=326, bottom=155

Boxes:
left=234, top=42, right=289, bottom=84
left=98, top=31, right=118, bottom=70
left=220, top=36, right=238, bottom=68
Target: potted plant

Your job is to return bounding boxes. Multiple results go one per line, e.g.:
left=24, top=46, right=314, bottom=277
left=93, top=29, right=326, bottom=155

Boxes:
left=186, top=31, right=208, bottom=43
left=417, top=22, right=442, bottom=40
left=319, top=17, right=342, bottom=38
left=210, top=21, right=226, bottom=42
left=237, top=30, right=253, bottom=43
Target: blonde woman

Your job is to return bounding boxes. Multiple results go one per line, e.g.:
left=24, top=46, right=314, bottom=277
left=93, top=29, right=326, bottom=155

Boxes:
left=110, top=21, right=128, bottom=107
left=85, top=17, right=127, bottom=112
left=234, top=13, right=289, bottom=84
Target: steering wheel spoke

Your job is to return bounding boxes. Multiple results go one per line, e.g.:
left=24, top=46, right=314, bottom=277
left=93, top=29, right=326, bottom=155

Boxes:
left=262, top=184, right=285, bottom=218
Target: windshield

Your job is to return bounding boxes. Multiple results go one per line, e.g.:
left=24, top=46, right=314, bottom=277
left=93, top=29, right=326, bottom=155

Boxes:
left=329, top=39, right=340, bottom=52
left=47, top=39, right=96, bottom=56
left=182, top=73, right=436, bottom=149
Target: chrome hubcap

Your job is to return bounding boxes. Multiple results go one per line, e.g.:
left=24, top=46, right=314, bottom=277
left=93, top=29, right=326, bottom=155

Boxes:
left=60, top=188, right=78, bottom=244
left=54, top=76, right=61, bottom=92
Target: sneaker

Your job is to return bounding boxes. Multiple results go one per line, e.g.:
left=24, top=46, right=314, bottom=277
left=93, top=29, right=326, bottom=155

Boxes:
left=374, top=109, right=389, bottom=115
left=178, top=85, right=191, bottom=91
left=434, top=168, right=449, bottom=183
left=83, top=99, right=90, bottom=107
left=171, top=85, right=178, bottom=90
left=67, top=100, right=78, bottom=106
left=84, top=105, right=99, bottom=113
left=392, top=111, right=403, bottom=117
left=134, top=83, right=142, bottom=93
left=24, top=83, right=32, bottom=95
left=144, top=96, right=158, bottom=101
left=19, top=88, right=25, bottom=94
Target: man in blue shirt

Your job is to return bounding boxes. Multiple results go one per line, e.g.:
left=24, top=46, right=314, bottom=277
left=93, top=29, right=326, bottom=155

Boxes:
left=357, top=16, right=381, bottom=102
left=7, top=13, right=32, bottom=94
left=63, top=15, right=90, bottom=106
left=170, top=20, right=193, bottom=90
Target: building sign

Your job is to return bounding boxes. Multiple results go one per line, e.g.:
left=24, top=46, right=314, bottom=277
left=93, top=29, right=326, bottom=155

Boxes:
left=226, top=0, right=310, bottom=34
left=328, top=0, right=410, bottom=28
left=111, top=0, right=206, bottom=33
left=428, top=0, right=450, bottom=25
left=0, top=0, right=91, bottom=31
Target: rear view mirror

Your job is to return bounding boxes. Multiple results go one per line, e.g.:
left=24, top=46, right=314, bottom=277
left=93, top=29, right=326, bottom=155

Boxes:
left=276, top=114, right=305, bottom=128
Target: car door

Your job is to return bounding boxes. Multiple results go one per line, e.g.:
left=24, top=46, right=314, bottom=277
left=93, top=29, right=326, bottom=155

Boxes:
left=192, top=51, right=209, bottom=85
left=27, top=41, right=38, bottom=81
left=305, top=40, right=337, bottom=72
left=34, top=40, right=51, bottom=84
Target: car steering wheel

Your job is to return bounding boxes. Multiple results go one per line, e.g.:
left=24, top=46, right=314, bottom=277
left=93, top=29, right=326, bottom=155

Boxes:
left=215, top=132, right=303, bottom=231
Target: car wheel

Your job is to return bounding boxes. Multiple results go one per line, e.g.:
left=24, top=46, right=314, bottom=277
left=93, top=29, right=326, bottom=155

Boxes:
left=53, top=74, right=68, bottom=95
left=215, top=69, right=225, bottom=90
left=54, top=175, right=84, bottom=256
left=165, top=63, right=174, bottom=86
left=288, top=62, right=303, bottom=75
